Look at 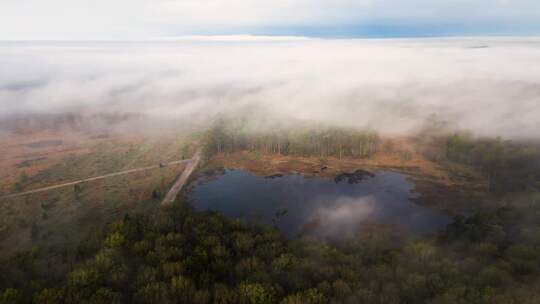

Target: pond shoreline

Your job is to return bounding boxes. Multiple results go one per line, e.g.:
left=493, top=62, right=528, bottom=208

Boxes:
left=188, top=168, right=451, bottom=238
left=196, top=151, right=489, bottom=214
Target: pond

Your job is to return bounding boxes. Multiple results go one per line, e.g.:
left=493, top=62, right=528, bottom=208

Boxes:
left=190, top=169, right=451, bottom=238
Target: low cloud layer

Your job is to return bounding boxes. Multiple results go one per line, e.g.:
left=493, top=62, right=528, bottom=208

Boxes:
left=1, top=37, right=539, bottom=139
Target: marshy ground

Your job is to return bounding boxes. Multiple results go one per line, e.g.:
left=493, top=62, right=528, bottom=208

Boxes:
left=203, top=138, right=488, bottom=214
left=0, top=129, right=195, bottom=256
left=0, top=130, right=490, bottom=257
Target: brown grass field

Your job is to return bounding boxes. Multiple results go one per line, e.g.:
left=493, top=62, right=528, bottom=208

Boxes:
left=0, top=128, right=193, bottom=256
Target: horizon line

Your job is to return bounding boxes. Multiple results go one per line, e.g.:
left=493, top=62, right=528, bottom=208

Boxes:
left=2, top=34, right=540, bottom=42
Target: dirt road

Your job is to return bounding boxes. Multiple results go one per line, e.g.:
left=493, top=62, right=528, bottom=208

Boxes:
left=161, top=148, right=202, bottom=205
left=0, top=159, right=192, bottom=200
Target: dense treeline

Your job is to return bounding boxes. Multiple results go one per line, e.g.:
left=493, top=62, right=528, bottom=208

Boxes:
left=420, top=130, right=540, bottom=193
left=202, top=119, right=380, bottom=160
left=2, top=194, right=540, bottom=304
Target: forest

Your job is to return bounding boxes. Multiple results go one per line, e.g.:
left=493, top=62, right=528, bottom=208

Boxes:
left=1, top=193, right=540, bottom=304
left=2, top=119, right=540, bottom=303
left=201, top=118, right=540, bottom=194
left=201, top=119, right=380, bottom=160
left=418, top=130, right=540, bottom=194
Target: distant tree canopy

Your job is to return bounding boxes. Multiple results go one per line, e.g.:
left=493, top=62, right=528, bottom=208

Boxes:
left=419, top=130, right=540, bottom=194
left=202, top=119, right=380, bottom=160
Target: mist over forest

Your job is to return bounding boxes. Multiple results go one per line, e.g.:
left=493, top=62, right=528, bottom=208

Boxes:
left=1, top=37, right=539, bottom=139
left=2, top=36, right=540, bottom=304
left=3, top=0, right=540, bottom=301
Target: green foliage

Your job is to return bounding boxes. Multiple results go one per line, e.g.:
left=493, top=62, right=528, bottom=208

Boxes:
left=89, top=288, right=123, bottom=304
left=237, top=282, right=275, bottom=304
left=68, top=267, right=99, bottom=287
left=104, top=232, right=126, bottom=248
left=422, top=131, right=540, bottom=193
left=202, top=118, right=380, bottom=160
left=33, top=288, right=65, bottom=304
left=281, top=288, right=325, bottom=304
left=0, top=288, right=19, bottom=304
left=2, top=196, right=540, bottom=303
left=134, top=282, right=168, bottom=304
left=170, top=275, right=195, bottom=301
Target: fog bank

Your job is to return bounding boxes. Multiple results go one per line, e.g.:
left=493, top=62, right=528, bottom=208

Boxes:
left=1, top=37, right=539, bottom=139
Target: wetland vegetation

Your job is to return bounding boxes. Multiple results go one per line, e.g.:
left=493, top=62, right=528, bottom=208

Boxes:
left=1, top=117, right=540, bottom=304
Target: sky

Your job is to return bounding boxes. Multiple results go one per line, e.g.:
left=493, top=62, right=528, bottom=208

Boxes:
left=1, top=0, right=540, bottom=39
left=1, top=2, right=539, bottom=140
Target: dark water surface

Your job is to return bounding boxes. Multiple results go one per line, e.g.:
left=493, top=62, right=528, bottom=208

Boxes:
left=190, top=169, right=450, bottom=238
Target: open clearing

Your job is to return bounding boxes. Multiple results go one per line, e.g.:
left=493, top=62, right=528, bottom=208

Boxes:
left=0, top=128, right=196, bottom=256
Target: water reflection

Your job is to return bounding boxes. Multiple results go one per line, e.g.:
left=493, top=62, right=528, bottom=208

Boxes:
left=190, top=169, right=450, bottom=238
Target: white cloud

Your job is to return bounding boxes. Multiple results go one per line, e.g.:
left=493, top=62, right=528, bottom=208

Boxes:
left=157, top=35, right=310, bottom=41
left=0, top=38, right=539, bottom=139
